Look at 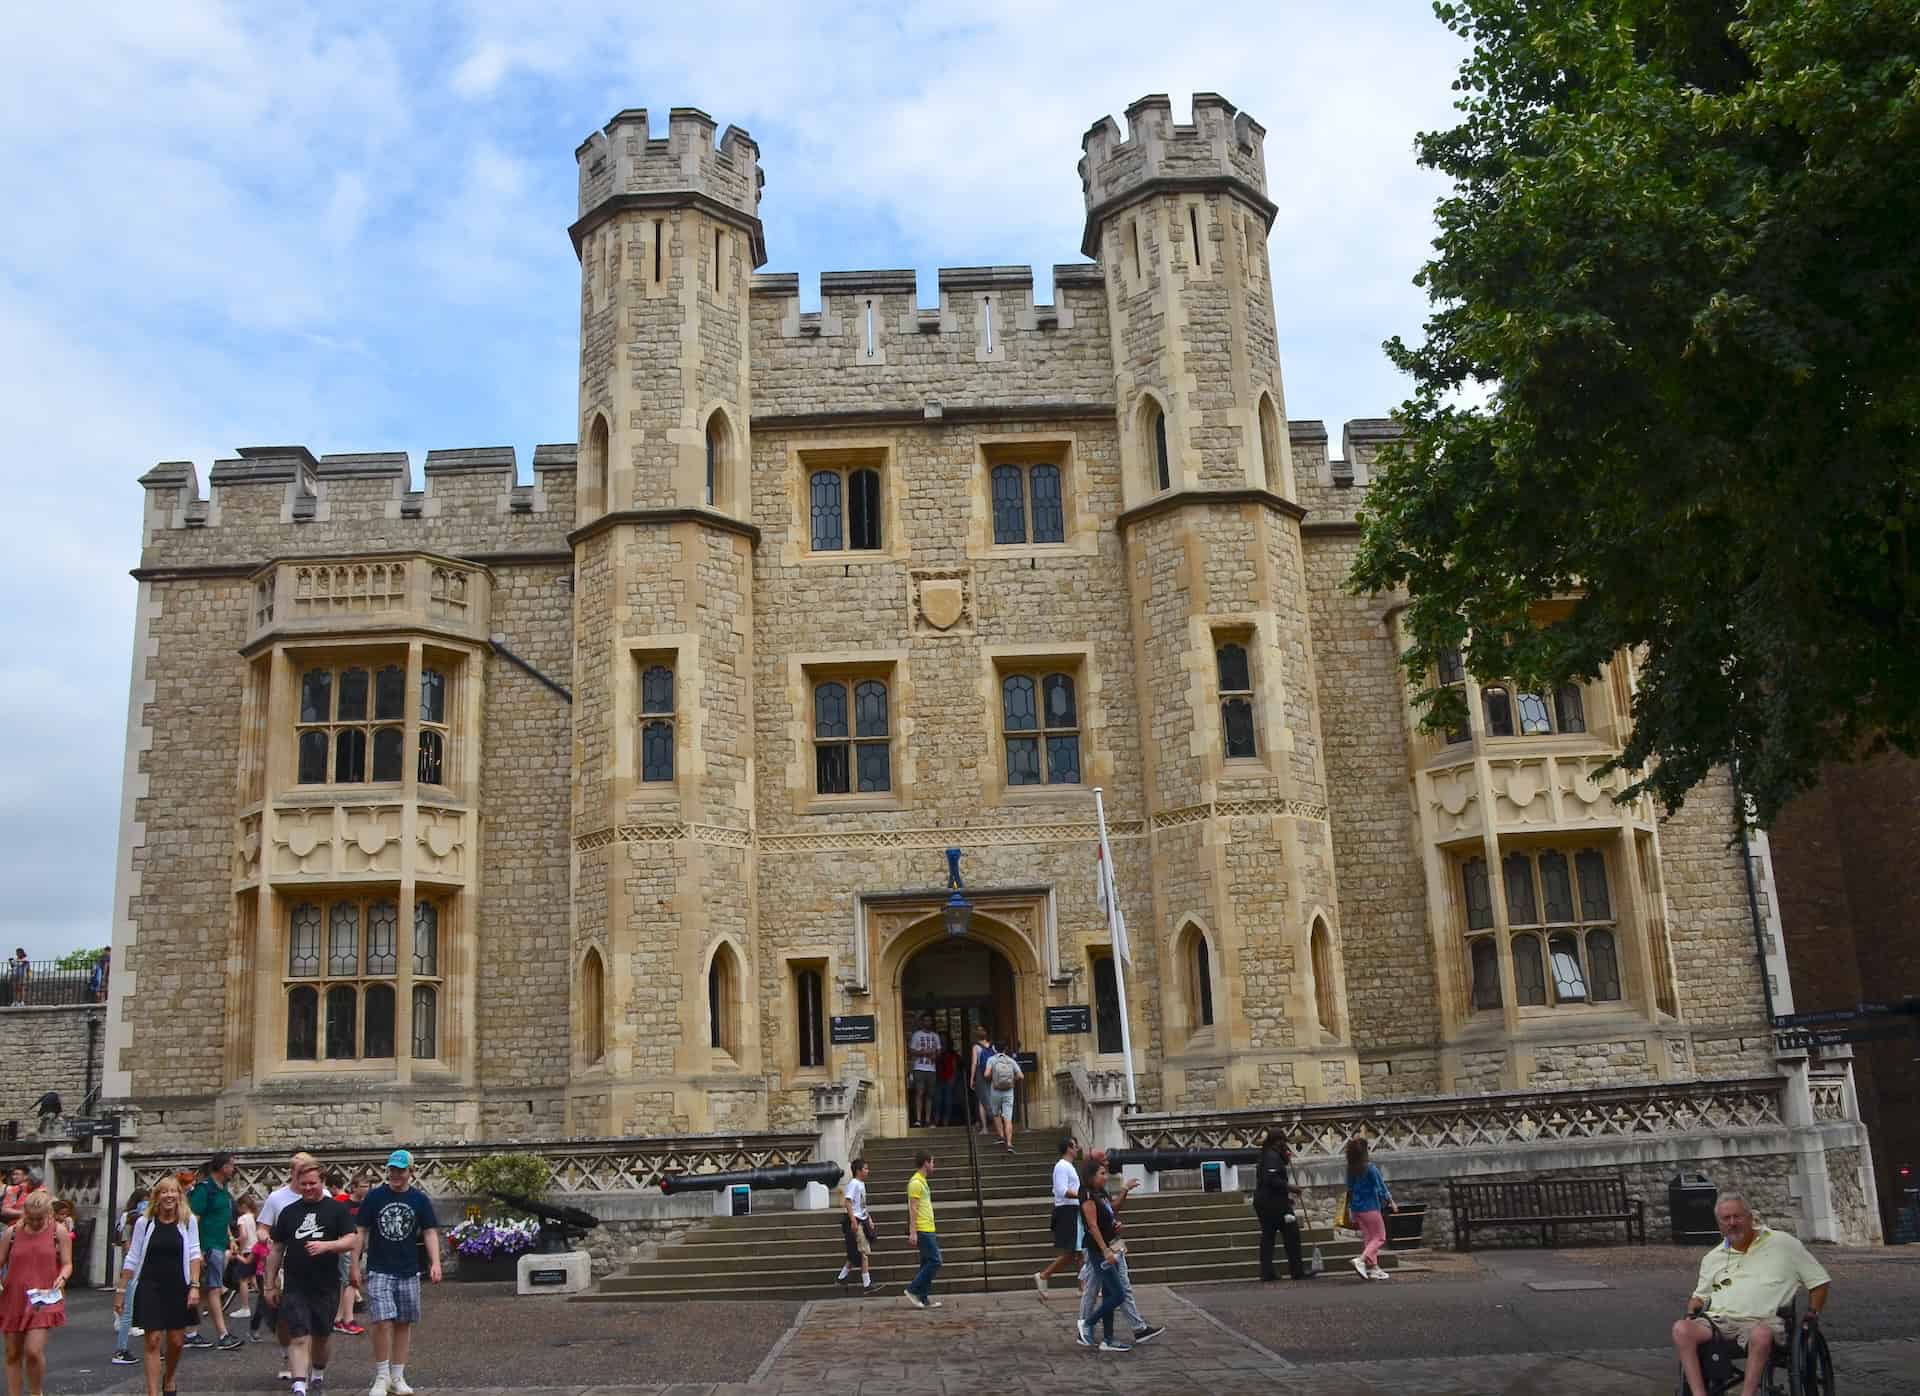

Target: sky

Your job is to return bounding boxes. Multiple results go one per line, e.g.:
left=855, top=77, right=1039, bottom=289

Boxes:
left=0, top=1, right=1469, bottom=957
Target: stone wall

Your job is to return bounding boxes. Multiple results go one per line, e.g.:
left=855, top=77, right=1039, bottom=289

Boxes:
left=0, top=1005, right=104, bottom=1135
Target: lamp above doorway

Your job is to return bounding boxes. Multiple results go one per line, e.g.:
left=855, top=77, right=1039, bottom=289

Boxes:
left=942, top=847, right=973, bottom=938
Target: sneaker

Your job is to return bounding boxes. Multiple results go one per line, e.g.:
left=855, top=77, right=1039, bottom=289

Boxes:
left=312, top=1375, right=327, bottom=1390
left=183, top=1332, right=213, bottom=1348
left=112, top=1350, right=138, bottom=1365
left=129, top=1326, right=145, bottom=1337
left=1350, top=1256, right=1371, bottom=1279
left=369, top=1377, right=391, bottom=1396
left=336, top=1321, right=365, bottom=1336
left=1099, top=1339, right=1132, bottom=1353
left=389, top=1378, right=413, bottom=1396
left=925, top=1298, right=943, bottom=1308
left=250, top=1330, right=265, bottom=1342
left=1133, top=1325, right=1165, bottom=1344
left=278, top=1371, right=294, bottom=1383
left=902, top=1291, right=927, bottom=1309
left=229, top=1306, right=251, bottom=1318
left=1368, top=1265, right=1391, bottom=1280
left=1074, top=1320, right=1092, bottom=1348
left=1032, top=1272, right=1048, bottom=1300
left=217, top=1333, right=246, bottom=1351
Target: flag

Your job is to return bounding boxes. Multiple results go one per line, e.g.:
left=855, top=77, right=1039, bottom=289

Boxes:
left=1095, top=842, right=1132, bottom=968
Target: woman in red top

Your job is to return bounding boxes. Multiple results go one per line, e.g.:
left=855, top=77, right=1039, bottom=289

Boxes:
left=935, top=1040, right=961, bottom=1126
left=0, top=1190, right=71, bottom=1396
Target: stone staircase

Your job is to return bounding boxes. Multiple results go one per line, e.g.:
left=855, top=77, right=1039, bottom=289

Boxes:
left=582, top=1127, right=1407, bottom=1301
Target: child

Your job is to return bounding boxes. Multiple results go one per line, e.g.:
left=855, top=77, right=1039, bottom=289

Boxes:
left=834, top=1159, right=877, bottom=1295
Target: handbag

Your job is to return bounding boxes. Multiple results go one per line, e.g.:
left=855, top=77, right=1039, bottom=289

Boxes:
left=1335, top=1195, right=1351, bottom=1231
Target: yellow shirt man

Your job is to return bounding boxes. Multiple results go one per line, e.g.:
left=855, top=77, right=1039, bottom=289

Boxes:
left=907, top=1169, right=936, bottom=1234
left=1693, top=1227, right=1832, bottom=1331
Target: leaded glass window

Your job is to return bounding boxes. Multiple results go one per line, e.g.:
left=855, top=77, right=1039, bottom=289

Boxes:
left=1482, top=685, right=1515, bottom=737
left=1001, top=670, right=1082, bottom=787
left=1437, top=648, right=1470, bottom=744
left=1503, top=853, right=1538, bottom=924
left=1469, top=937, right=1501, bottom=1010
left=1541, top=852, right=1575, bottom=923
left=812, top=676, right=891, bottom=795
left=1216, top=640, right=1257, bottom=759
left=289, top=903, right=322, bottom=977
left=1548, top=931, right=1587, bottom=1001
left=848, top=469, right=882, bottom=550
left=796, top=966, right=825, bottom=1068
left=413, top=901, right=438, bottom=977
left=1586, top=929, right=1622, bottom=1002
left=365, top=900, right=398, bottom=976
left=287, top=986, right=318, bottom=1059
left=1555, top=683, right=1586, bottom=733
left=411, top=985, right=437, bottom=1059
left=418, top=666, right=449, bottom=786
left=1092, top=955, right=1123, bottom=1054
left=640, top=662, right=674, bottom=783
left=1462, top=858, right=1493, bottom=931
left=328, top=902, right=360, bottom=976
left=324, top=985, right=358, bottom=1059
left=1512, top=934, right=1547, bottom=1006
left=809, top=471, right=843, bottom=551
left=1477, top=847, right=1622, bottom=1011
left=295, top=659, right=409, bottom=786
left=989, top=462, right=1067, bottom=545
left=1516, top=690, right=1553, bottom=736
left=363, top=984, right=396, bottom=1058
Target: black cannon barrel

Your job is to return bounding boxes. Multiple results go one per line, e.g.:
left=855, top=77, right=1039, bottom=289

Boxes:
left=1106, top=1148, right=1260, bottom=1171
left=659, top=1161, right=844, bottom=1195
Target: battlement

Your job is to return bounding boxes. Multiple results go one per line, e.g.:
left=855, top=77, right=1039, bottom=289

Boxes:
left=574, top=106, right=763, bottom=235
left=136, top=443, right=580, bottom=541
left=1078, top=93, right=1269, bottom=251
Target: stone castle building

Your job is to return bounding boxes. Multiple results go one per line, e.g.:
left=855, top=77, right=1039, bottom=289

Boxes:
left=105, top=94, right=1868, bottom=1228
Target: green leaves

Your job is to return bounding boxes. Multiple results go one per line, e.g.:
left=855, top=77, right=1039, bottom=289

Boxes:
left=1353, top=0, right=1920, bottom=824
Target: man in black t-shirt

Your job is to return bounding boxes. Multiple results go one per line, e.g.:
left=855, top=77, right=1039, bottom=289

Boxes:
left=265, top=1160, right=356, bottom=1396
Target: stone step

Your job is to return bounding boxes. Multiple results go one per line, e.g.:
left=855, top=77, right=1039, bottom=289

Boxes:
left=666, top=1212, right=1335, bottom=1251
left=583, top=1249, right=1407, bottom=1302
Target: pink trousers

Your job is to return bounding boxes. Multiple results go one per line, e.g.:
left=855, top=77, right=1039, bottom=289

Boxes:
left=1355, top=1208, right=1387, bottom=1267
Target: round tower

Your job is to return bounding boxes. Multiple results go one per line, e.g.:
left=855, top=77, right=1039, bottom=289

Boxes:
left=566, top=108, right=765, bottom=1134
left=1081, top=94, right=1358, bottom=1106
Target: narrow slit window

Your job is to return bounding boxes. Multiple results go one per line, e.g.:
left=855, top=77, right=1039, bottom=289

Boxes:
left=865, top=300, right=875, bottom=357
left=983, top=295, right=993, bottom=353
left=1188, top=205, right=1201, bottom=267
left=1130, top=220, right=1141, bottom=278
left=1216, top=640, right=1257, bottom=759
left=653, top=219, right=663, bottom=282
left=1152, top=408, right=1171, bottom=491
left=714, top=230, right=722, bottom=291
left=796, top=966, right=825, bottom=1068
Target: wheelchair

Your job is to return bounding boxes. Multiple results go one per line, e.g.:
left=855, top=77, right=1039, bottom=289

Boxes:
left=1676, top=1293, right=1835, bottom=1395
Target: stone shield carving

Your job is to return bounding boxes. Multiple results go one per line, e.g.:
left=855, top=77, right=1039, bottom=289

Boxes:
left=920, top=579, right=965, bottom=631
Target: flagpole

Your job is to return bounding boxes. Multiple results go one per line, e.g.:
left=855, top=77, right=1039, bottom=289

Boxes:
left=1092, top=787, right=1137, bottom=1108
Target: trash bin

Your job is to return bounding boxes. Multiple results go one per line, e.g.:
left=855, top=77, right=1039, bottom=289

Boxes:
left=1669, top=1172, right=1718, bottom=1245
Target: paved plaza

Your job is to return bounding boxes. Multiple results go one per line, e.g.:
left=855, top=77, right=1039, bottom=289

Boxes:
left=37, top=1247, right=1920, bottom=1394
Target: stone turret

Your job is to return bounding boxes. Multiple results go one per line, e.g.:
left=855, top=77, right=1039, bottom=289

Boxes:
left=566, top=106, right=763, bottom=1135
left=1084, top=96, right=1353, bottom=1108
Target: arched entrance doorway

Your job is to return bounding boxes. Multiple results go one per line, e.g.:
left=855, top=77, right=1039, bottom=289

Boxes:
left=873, top=909, right=1048, bottom=1138
left=901, top=937, right=1016, bottom=1123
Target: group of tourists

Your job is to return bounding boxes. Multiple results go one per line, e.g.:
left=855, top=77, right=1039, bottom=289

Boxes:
left=99, top=1148, right=440, bottom=1396
left=906, top=1019, right=1028, bottom=1151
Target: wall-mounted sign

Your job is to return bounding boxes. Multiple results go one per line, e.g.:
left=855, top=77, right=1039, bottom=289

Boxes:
left=1046, top=1005, right=1092, bottom=1035
left=830, top=1015, right=877, bottom=1044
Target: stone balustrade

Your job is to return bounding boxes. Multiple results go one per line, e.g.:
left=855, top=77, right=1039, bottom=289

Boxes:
left=1122, top=1075, right=1798, bottom=1158
left=127, top=1130, right=818, bottom=1200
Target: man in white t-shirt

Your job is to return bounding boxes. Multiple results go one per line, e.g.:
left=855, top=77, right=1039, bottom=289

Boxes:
left=255, top=1151, right=317, bottom=1383
left=908, top=1016, right=941, bottom=1129
left=1032, top=1137, right=1080, bottom=1298
left=834, top=1158, right=876, bottom=1294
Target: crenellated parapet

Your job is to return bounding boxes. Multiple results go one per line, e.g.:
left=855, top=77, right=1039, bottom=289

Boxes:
left=572, top=106, right=765, bottom=264
left=133, top=444, right=578, bottom=553
left=1078, top=93, right=1270, bottom=256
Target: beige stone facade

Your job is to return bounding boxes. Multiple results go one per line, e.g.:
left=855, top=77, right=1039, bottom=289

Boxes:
left=111, top=94, right=1787, bottom=1154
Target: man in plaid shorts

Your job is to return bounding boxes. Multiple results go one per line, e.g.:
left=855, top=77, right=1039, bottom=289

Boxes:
left=352, top=1150, right=442, bottom=1396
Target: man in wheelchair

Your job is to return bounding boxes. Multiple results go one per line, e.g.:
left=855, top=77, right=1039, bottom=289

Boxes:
left=1673, top=1193, right=1831, bottom=1396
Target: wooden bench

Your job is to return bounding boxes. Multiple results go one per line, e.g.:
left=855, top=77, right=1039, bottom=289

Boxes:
left=1447, top=1176, right=1645, bottom=1251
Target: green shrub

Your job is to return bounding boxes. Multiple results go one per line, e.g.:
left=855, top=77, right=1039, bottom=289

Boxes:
left=440, top=1153, right=550, bottom=1218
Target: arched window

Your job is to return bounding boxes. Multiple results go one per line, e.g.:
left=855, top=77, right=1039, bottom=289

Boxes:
left=581, top=948, right=606, bottom=1063
left=1482, top=685, right=1515, bottom=737
left=1151, top=405, right=1172, bottom=491
left=704, top=411, right=730, bottom=509
left=586, top=414, right=610, bottom=518
left=1258, top=394, right=1284, bottom=495
left=1310, top=917, right=1338, bottom=1035
left=1179, top=923, right=1215, bottom=1031
left=708, top=943, right=740, bottom=1057
left=795, top=965, right=825, bottom=1068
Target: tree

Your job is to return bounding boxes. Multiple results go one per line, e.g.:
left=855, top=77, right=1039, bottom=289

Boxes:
left=53, top=946, right=104, bottom=971
left=1351, top=0, right=1920, bottom=825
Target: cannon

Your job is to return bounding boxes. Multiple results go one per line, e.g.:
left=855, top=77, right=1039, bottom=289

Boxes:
left=658, top=1161, right=843, bottom=1196
left=490, top=1191, right=600, bottom=1255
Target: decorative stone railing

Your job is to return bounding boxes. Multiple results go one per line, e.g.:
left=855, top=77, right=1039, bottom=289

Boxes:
left=1055, top=1063, right=1131, bottom=1153
left=812, top=1078, right=874, bottom=1169
left=246, top=553, right=492, bottom=648
left=1808, top=1074, right=1847, bottom=1123
left=1122, top=1076, right=1798, bottom=1159
left=127, top=1131, right=818, bottom=1199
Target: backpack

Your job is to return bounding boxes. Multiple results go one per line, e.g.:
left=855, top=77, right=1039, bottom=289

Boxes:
left=989, top=1052, right=1018, bottom=1089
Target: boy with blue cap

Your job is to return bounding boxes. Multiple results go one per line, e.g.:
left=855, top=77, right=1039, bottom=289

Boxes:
left=352, top=1150, right=442, bottom=1396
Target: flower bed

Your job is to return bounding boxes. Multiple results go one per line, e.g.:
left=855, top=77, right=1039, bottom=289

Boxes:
left=448, top=1217, right=537, bottom=1280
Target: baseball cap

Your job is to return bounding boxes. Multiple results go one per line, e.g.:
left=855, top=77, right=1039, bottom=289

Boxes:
left=385, top=1149, right=413, bottom=1170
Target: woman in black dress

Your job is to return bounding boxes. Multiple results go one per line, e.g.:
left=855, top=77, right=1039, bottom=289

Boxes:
left=1254, top=1129, right=1308, bottom=1282
left=116, top=1176, right=202, bottom=1396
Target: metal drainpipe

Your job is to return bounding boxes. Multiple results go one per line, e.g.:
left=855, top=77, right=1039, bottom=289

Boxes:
left=1731, top=769, right=1779, bottom=1026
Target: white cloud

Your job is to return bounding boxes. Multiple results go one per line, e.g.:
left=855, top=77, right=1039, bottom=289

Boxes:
left=0, top=0, right=1470, bottom=952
